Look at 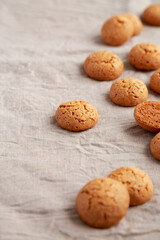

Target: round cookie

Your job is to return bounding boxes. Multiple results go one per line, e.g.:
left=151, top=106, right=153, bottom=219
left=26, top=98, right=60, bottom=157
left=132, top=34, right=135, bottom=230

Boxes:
left=119, top=13, right=143, bottom=36
left=101, top=16, right=134, bottom=46
left=108, top=167, right=154, bottom=206
left=110, top=78, right=148, bottom=106
left=150, top=69, right=160, bottom=94
left=150, top=133, right=160, bottom=160
left=142, top=4, right=160, bottom=26
left=134, top=101, right=160, bottom=132
left=84, top=51, right=123, bottom=81
left=129, top=43, right=160, bottom=70
left=55, top=100, right=98, bottom=131
left=76, top=178, right=129, bottom=228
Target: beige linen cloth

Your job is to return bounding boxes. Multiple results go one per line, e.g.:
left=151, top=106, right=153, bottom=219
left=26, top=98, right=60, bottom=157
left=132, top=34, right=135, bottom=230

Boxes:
left=0, top=0, right=160, bottom=239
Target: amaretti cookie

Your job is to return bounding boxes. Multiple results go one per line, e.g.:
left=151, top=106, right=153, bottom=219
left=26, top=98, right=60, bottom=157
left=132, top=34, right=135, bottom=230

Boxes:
left=84, top=51, right=123, bottom=81
left=101, top=16, right=134, bottom=46
left=76, top=178, right=129, bottom=228
left=110, top=78, right=148, bottom=106
left=134, top=101, right=160, bottom=132
left=142, top=4, right=160, bottom=26
left=119, top=13, right=143, bottom=36
left=129, top=43, right=160, bottom=70
left=108, top=167, right=154, bottom=206
left=55, top=100, right=98, bottom=131
left=150, top=133, right=160, bottom=160
left=150, top=69, right=160, bottom=94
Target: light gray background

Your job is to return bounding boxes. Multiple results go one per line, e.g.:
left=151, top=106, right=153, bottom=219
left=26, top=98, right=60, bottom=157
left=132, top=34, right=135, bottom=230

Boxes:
left=0, top=0, right=160, bottom=239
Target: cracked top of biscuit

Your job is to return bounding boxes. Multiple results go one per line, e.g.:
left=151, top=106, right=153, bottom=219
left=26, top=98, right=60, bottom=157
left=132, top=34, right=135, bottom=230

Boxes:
left=84, top=51, right=123, bottom=81
left=76, top=177, right=129, bottom=228
left=129, top=43, right=160, bottom=70
left=55, top=100, right=98, bottom=131
left=110, top=78, right=148, bottom=106
left=134, top=101, right=160, bottom=132
left=108, top=167, right=154, bottom=206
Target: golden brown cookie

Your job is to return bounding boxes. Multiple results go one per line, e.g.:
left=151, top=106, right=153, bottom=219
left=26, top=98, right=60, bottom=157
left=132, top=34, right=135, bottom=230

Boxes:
left=150, top=133, right=160, bottom=160
left=134, top=101, right=160, bottom=132
left=142, top=4, right=160, bottom=26
left=110, top=78, right=148, bottom=106
left=129, top=43, right=160, bottom=70
left=55, top=100, right=98, bottom=131
left=108, top=167, right=154, bottom=206
left=101, top=16, right=134, bottom=46
left=84, top=51, right=123, bottom=81
left=76, top=178, right=129, bottom=228
left=119, top=13, right=143, bottom=36
left=150, top=69, right=160, bottom=94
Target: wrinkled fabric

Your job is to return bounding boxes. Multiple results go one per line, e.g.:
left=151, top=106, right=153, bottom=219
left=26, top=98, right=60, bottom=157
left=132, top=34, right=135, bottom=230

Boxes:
left=0, top=0, right=160, bottom=239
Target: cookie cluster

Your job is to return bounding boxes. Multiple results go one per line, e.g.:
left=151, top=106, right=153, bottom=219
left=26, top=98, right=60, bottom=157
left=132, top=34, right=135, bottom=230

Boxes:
left=101, top=4, right=160, bottom=46
left=55, top=3, right=160, bottom=229
left=101, top=14, right=142, bottom=46
left=76, top=167, right=153, bottom=228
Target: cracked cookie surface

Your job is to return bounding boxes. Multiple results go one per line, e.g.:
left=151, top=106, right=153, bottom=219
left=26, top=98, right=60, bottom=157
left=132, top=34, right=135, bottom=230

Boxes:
left=119, top=13, right=142, bottom=36
left=76, top=178, right=129, bottom=228
left=108, top=167, right=153, bottom=206
left=129, top=43, right=160, bottom=70
left=142, top=4, right=160, bottom=26
left=110, top=78, right=148, bottom=106
left=55, top=100, right=98, bottom=131
left=150, top=69, right=160, bottom=94
left=101, top=16, right=134, bottom=46
left=134, top=101, right=160, bottom=132
left=84, top=51, right=123, bottom=81
left=150, top=133, right=160, bottom=161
